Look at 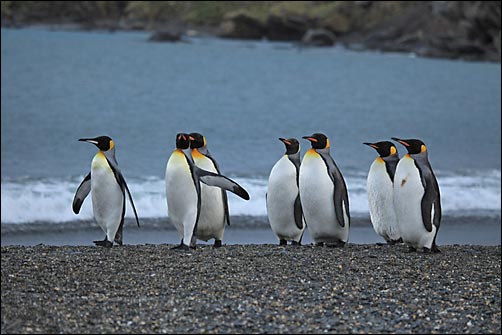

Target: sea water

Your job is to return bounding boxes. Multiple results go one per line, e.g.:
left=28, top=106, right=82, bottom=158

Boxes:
left=1, top=27, right=500, bottom=245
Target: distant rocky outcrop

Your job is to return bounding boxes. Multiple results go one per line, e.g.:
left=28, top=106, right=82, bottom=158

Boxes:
left=217, top=1, right=501, bottom=62
left=148, top=30, right=184, bottom=42
left=219, top=12, right=266, bottom=39
left=300, top=28, right=336, bottom=47
left=1, top=1, right=500, bottom=62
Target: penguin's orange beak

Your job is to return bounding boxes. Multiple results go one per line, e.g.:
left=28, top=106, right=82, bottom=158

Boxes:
left=279, top=138, right=291, bottom=145
left=363, top=142, right=379, bottom=149
left=302, top=136, right=317, bottom=143
left=391, top=137, right=410, bottom=147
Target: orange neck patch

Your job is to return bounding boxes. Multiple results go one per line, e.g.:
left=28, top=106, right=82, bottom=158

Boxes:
left=192, top=149, right=205, bottom=159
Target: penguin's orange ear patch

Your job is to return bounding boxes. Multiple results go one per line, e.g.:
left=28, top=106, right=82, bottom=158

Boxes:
left=421, top=144, right=427, bottom=153
left=390, top=146, right=396, bottom=155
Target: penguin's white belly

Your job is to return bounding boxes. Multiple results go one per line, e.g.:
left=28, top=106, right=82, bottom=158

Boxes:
left=91, top=152, right=123, bottom=241
left=393, top=157, right=435, bottom=249
left=267, top=156, right=304, bottom=242
left=367, top=160, right=400, bottom=242
left=193, top=155, right=225, bottom=241
left=165, top=151, right=198, bottom=242
left=300, top=153, right=348, bottom=243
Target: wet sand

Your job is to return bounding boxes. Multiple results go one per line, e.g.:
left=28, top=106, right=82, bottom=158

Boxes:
left=2, top=215, right=501, bottom=246
left=1, top=244, right=500, bottom=333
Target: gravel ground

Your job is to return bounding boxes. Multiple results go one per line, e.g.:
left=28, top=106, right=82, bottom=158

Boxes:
left=1, top=244, right=501, bottom=334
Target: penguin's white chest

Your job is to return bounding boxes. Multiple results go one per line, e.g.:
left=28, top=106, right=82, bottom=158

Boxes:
left=192, top=152, right=225, bottom=241
left=393, top=156, right=435, bottom=248
left=267, top=155, right=303, bottom=241
left=299, top=150, right=348, bottom=243
left=367, top=159, right=400, bottom=241
left=165, top=150, right=198, bottom=239
left=90, top=152, right=123, bottom=239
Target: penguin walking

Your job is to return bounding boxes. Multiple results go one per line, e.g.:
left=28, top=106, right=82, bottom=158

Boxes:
left=267, top=138, right=304, bottom=245
left=299, top=133, right=350, bottom=247
left=391, top=137, right=441, bottom=253
left=73, top=136, right=140, bottom=247
left=188, top=132, right=230, bottom=248
left=364, top=141, right=402, bottom=245
left=165, top=133, right=250, bottom=249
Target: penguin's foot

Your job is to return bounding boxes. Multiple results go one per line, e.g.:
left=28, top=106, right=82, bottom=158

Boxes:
left=171, top=244, right=192, bottom=251
left=376, top=242, right=387, bottom=246
left=387, top=239, right=402, bottom=245
left=291, top=241, right=301, bottom=246
left=327, top=241, right=346, bottom=248
left=279, top=239, right=287, bottom=246
left=94, top=239, right=113, bottom=248
left=406, top=246, right=417, bottom=253
left=213, top=240, right=222, bottom=248
left=424, top=245, right=441, bottom=253
left=315, top=242, right=325, bottom=247
left=114, top=239, right=123, bottom=246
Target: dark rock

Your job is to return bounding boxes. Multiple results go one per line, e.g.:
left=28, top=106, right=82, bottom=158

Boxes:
left=300, top=28, right=336, bottom=47
left=148, top=30, right=183, bottom=43
left=219, top=12, right=266, bottom=40
left=265, top=14, right=310, bottom=41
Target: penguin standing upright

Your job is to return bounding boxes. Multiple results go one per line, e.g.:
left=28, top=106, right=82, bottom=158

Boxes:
left=392, top=137, right=441, bottom=253
left=165, top=133, right=250, bottom=249
left=73, top=136, right=140, bottom=247
left=364, top=141, right=401, bottom=245
left=188, top=132, right=229, bottom=248
left=267, top=137, right=304, bottom=245
left=299, top=133, right=350, bottom=247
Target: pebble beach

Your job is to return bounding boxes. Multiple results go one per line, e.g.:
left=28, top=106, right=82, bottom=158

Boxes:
left=1, top=244, right=500, bottom=334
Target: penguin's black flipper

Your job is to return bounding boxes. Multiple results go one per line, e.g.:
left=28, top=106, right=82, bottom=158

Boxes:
left=72, top=172, right=91, bottom=214
left=294, top=194, right=303, bottom=230
left=121, top=175, right=141, bottom=228
left=105, top=156, right=141, bottom=228
left=196, top=167, right=250, bottom=200
left=319, top=151, right=350, bottom=228
left=200, top=150, right=232, bottom=226
left=420, top=162, right=441, bottom=233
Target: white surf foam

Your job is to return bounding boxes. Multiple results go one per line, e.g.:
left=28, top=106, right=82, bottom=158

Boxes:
left=1, top=170, right=500, bottom=224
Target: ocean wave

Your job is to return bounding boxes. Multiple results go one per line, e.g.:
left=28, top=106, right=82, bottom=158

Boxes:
left=1, top=170, right=500, bottom=224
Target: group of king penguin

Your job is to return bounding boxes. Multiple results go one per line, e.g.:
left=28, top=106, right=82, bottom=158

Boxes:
left=73, top=132, right=441, bottom=253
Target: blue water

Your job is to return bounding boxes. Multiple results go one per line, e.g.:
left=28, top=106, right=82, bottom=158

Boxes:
left=1, top=27, right=501, bottom=244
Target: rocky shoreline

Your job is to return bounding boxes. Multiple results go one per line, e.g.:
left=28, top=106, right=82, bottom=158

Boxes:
left=1, top=244, right=500, bottom=333
left=2, top=1, right=500, bottom=62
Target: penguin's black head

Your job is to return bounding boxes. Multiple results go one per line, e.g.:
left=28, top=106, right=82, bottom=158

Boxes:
left=176, top=133, right=190, bottom=150
left=391, top=137, right=426, bottom=155
left=189, top=132, right=206, bottom=149
left=363, top=141, right=398, bottom=158
left=279, top=138, right=300, bottom=155
left=79, top=136, right=114, bottom=151
left=302, top=133, right=329, bottom=150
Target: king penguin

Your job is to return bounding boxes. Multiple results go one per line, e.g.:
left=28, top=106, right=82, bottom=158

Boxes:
left=391, top=137, right=441, bottom=253
left=188, top=132, right=229, bottom=248
left=364, top=141, right=402, bottom=245
left=165, top=133, right=250, bottom=249
left=299, top=133, right=350, bottom=247
left=266, top=137, right=304, bottom=245
left=73, top=136, right=140, bottom=247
